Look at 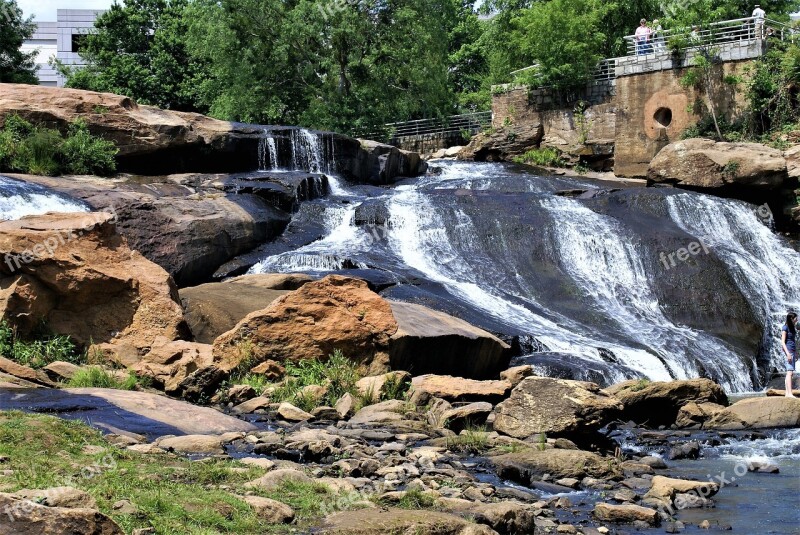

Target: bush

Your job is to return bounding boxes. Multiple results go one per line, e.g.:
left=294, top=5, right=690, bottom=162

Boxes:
left=66, top=366, right=142, bottom=390
left=513, top=147, right=564, bottom=167
left=61, top=120, right=118, bottom=175
left=271, top=350, right=362, bottom=409
left=0, top=320, right=85, bottom=369
left=0, top=115, right=118, bottom=176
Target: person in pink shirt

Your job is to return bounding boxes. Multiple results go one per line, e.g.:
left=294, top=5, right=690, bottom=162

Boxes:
left=635, top=19, right=652, bottom=55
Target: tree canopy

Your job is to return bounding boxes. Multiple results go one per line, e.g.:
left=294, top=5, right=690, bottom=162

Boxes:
left=58, top=0, right=800, bottom=130
left=0, top=0, right=38, bottom=84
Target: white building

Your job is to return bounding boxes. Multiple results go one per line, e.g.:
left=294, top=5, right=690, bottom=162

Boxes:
left=22, top=9, right=104, bottom=87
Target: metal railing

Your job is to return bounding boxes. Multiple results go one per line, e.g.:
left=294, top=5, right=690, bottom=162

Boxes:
left=624, top=17, right=795, bottom=57
left=357, top=111, right=493, bottom=142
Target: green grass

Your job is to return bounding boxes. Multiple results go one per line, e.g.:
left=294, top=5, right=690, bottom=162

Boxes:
left=0, top=412, right=367, bottom=534
left=0, top=320, right=86, bottom=369
left=445, top=426, right=490, bottom=454
left=376, top=489, right=437, bottom=510
left=630, top=378, right=651, bottom=392
left=66, top=366, right=145, bottom=391
left=512, top=147, right=564, bottom=167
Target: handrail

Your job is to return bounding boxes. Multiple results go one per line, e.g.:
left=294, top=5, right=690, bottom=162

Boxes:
left=355, top=111, right=493, bottom=142
left=623, top=16, right=795, bottom=56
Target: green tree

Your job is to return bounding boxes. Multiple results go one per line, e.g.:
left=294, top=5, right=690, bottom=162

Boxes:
left=61, top=0, right=204, bottom=112
left=0, top=0, right=38, bottom=84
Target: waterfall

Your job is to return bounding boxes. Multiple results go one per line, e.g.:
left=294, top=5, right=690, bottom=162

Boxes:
left=246, top=160, right=800, bottom=391
left=0, top=176, right=89, bottom=221
left=258, top=133, right=279, bottom=171
left=667, top=193, right=800, bottom=376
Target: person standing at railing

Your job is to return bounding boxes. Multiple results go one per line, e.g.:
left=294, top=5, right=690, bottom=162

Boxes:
left=753, top=4, right=766, bottom=39
left=635, top=19, right=652, bottom=55
left=652, top=19, right=666, bottom=52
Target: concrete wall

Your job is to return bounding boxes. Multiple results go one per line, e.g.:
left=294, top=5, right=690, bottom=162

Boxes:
left=489, top=53, right=756, bottom=176
left=614, top=60, right=752, bottom=177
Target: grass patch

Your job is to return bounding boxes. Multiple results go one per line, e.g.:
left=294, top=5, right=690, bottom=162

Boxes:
left=0, top=412, right=365, bottom=533
left=65, top=366, right=145, bottom=390
left=376, top=488, right=437, bottom=510
left=445, top=425, right=491, bottom=454
left=0, top=320, right=85, bottom=369
left=512, top=147, right=564, bottom=167
left=630, top=378, right=651, bottom=392
left=0, top=115, right=117, bottom=176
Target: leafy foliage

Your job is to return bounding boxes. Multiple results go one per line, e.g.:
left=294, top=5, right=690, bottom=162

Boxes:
left=513, top=147, right=565, bottom=167
left=0, top=0, right=37, bottom=84
left=66, top=367, right=144, bottom=390
left=0, top=116, right=117, bottom=176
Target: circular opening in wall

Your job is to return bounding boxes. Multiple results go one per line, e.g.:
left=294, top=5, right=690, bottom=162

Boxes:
left=654, top=107, right=673, bottom=128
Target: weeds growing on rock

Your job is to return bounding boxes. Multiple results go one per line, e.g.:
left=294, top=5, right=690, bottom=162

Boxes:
left=512, top=147, right=564, bottom=167
left=446, top=425, right=490, bottom=454
left=66, top=366, right=145, bottom=390
left=0, top=320, right=85, bottom=369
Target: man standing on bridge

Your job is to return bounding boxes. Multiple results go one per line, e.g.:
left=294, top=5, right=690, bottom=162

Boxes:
left=635, top=19, right=652, bottom=55
left=753, top=4, right=766, bottom=39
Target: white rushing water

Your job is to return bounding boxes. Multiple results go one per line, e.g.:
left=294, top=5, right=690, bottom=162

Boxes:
left=247, top=147, right=800, bottom=391
left=667, top=194, right=800, bottom=376
left=0, top=176, right=88, bottom=221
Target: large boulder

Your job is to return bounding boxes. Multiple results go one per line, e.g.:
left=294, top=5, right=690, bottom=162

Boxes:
left=706, top=396, right=800, bottom=430
left=603, top=379, right=728, bottom=427
left=493, top=377, right=623, bottom=439
left=10, top=174, right=292, bottom=287
left=354, top=140, right=428, bottom=185
left=388, top=300, right=511, bottom=378
left=647, top=139, right=788, bottom=191
left=0, top=493, right=124, bottom=535
left=411, top=374, right=512, bottom=402
left=0, top=85, right=427, bottom=183
left=459, top=123, right=545, bottom=162
left=492, top=449, right=621, bottom=483
left=180, top=279, right=292, bottom=343
left=213, top=276, right=512, bottom=379
left=213, top=275, right=398, bottom=370
left=644, top=475, right=720, bottom=507
left=0, top=212, right=188, bottom=355
left=0, top=387, right=255, bottom=438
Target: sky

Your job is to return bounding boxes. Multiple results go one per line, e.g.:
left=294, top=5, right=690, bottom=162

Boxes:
left=19, top=0, right=114, bottom=21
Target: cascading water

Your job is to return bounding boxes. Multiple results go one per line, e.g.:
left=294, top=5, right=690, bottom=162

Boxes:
left=258, top=133, right=279, bottom=172
left=0, top=175, right=89, bottom=221
left=667, top=193, right=800, bottom=378
left=245, top=157, right=800, bottom=392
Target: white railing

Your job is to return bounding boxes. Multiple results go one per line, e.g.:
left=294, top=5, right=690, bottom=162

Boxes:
left=510, top=58, right=619, bottom=85
left=624, top=17, right=795, bottom=57
left=355, top=111, right=493, bottom=142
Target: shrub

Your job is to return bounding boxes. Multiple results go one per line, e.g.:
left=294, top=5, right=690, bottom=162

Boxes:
left=0, top=115, right=118, bottom=176
left=66, top=366, right=142, bottom=390
left=0, top=320, right=85, bottom=369
left=513, top=147, right=564, bottom=167
left=60, top=120, right=118, bottom=175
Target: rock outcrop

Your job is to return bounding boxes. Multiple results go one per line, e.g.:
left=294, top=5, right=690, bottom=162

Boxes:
left=0, top=84, right=426, bottom=183
left=706, top=396, right=800, bottom=430
left=213, top=276, right=512, bottom=379
left=0, top=387, right=255, bottom=437
left=180, top=278, right=293, bottom=343
left=0, top=212, right=188, bottom=355
left=388, top=300, right=511, bottom=378
left=493, top=377, right=623, bottom=439
left=459, top=123, right=544, bottom=162
left=604, top=379, right=728, bottom=427
left=320, top=508, right=497, bottom=535
left=647, top=139, right=788, bottom=190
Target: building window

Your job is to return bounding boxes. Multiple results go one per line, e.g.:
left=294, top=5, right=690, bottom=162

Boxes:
left=71, top=34, right=88, bottom=53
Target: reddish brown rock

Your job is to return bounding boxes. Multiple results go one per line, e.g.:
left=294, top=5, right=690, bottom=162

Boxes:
left=410, top=374, right=512, bottom=403
left=0, top=212, right=188, bottom=356
left=213, top=275, right=398, bottom=370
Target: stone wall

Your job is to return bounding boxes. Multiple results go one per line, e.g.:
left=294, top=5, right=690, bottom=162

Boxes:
left=486, top=55, right=756, bottom=176
left=614, top=61, right=752, bottom=177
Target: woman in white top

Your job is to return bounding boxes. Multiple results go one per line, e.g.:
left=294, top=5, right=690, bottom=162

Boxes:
left=635, top=19, right=652, bottom=55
